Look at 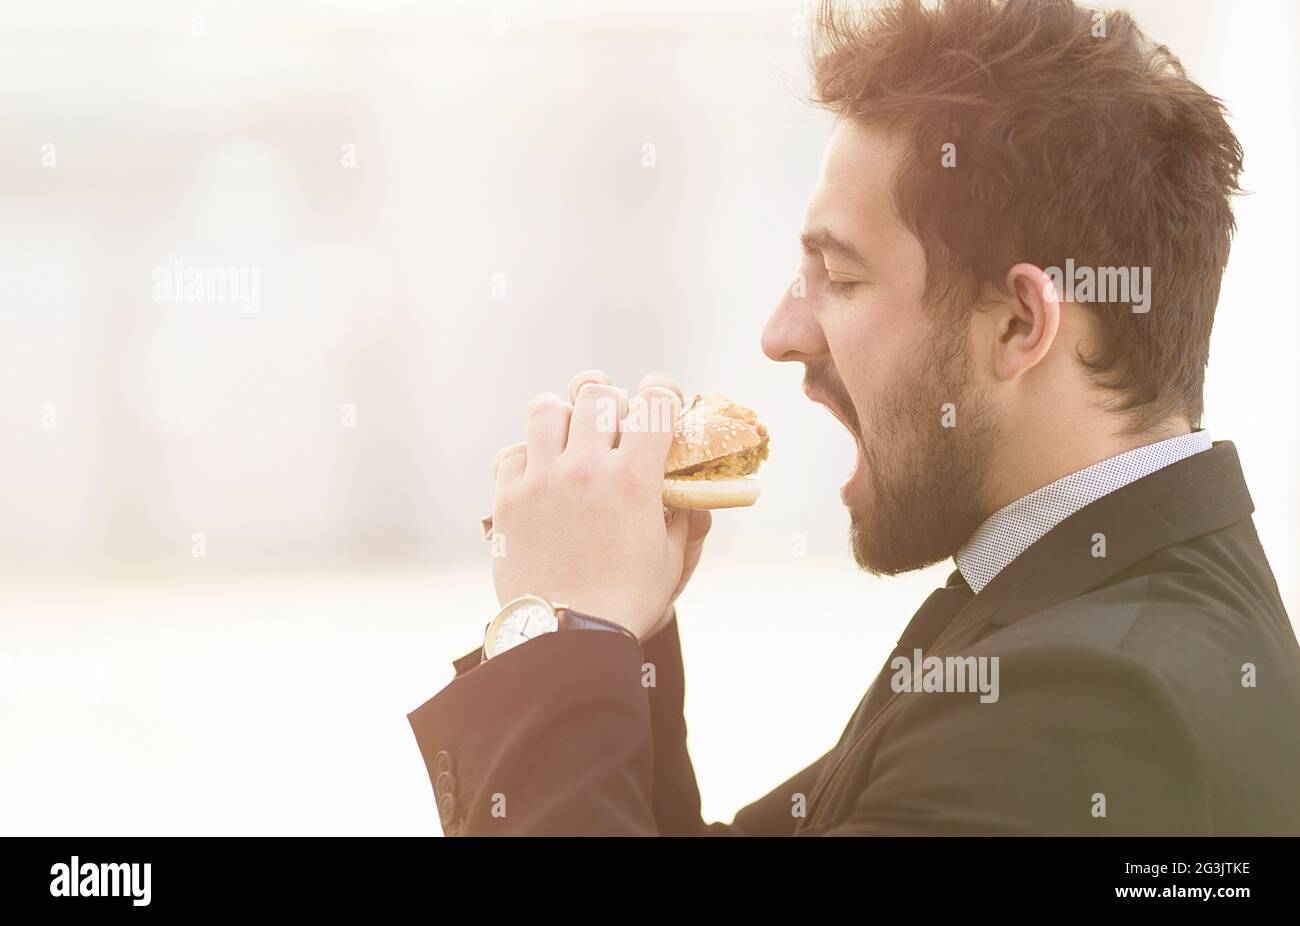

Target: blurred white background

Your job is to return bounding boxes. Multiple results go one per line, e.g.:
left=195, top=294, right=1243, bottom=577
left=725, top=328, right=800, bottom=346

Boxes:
left=1, top=0, right=1296, bottom=834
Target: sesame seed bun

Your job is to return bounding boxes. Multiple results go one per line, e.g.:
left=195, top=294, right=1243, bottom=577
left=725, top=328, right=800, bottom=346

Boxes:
left=663, top=395, right=768, bottom=474
left=660, top=395, right=768, bottom=509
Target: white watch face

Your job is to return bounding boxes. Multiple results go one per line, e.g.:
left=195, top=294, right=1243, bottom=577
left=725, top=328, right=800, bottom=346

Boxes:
left=488, top=598, right=559, bottom=657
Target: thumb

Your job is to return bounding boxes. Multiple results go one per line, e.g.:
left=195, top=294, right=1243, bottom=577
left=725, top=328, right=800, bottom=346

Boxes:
left=665, top=506, right=692, bottom=554
left=684, top=509, right=712, bottom=546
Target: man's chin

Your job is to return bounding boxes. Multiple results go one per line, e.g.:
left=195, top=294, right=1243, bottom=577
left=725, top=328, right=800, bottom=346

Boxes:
left=847, top=495, right=964, bottom=577
left=848, top=514, right=903, bottom=576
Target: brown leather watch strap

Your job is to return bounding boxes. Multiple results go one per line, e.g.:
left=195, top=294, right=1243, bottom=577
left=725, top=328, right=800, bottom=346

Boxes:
left=557, top=608, right=639, bottom=642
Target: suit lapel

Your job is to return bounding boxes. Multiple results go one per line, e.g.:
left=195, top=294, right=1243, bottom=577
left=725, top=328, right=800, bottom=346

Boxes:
left=955, top=440, right=1253, bottom=634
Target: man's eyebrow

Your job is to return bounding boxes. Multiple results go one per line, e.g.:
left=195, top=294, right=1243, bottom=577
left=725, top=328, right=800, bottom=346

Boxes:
left=799, top=228, right=868, bottom=266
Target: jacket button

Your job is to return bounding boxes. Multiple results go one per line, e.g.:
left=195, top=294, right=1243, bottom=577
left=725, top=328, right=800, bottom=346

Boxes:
left=438, top=792, right=458, bottom=826
left=434, top=750, right=455, bottom=775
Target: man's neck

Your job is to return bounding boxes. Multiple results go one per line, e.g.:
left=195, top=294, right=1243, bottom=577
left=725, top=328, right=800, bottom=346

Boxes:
left=981, top=415, right=1194, bottom=520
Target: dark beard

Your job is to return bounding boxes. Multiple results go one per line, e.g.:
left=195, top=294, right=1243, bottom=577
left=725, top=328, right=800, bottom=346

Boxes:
left=826, top=320, right=999, bottom=576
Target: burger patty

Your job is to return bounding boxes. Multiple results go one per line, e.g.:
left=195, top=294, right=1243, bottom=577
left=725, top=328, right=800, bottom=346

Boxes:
left=666, top=439, right=769, bottom=479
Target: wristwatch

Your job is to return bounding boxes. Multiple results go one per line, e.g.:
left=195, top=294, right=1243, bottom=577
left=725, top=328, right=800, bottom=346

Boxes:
left=481, top=594, right=638, bottom=661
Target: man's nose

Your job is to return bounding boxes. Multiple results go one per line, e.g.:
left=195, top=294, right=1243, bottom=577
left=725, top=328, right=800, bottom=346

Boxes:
left=762, top=277, right=828, bottom=363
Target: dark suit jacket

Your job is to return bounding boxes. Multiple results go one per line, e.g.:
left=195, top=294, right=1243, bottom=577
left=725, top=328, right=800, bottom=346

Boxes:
left=407, top=441, right=1300, bottom=834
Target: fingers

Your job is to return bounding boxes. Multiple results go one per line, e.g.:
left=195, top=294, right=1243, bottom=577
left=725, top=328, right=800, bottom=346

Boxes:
left=575, top=370, right=681, bottom=405
left=665, top=500, right=692, bottom=550
left=493, top=441, right=527, bottom=483
left=513, top=371, right=681, bottom=469
left=617, top=385, right=681, bottom=473
left=568, top=369, right=611, bottom=403
left=569, top=382, right=626, bottom=453
left=524, top=392, right=571, bottom=472
left=492, top=442, right=527, bottom=527
left=635, top=371, right=684, bottom=403
left=684, top=508, right=712, bottom=545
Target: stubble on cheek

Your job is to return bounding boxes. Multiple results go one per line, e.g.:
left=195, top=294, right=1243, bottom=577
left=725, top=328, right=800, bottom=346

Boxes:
left=848, top=326, right=998, bottom=576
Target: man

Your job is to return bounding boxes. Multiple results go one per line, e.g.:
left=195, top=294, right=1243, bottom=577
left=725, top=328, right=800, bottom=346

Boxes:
left=407, top=0, right=1300, bottom=835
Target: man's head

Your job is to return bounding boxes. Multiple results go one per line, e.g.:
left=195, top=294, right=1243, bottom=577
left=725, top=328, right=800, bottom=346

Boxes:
left=761, top=0, right=1243, bottom=575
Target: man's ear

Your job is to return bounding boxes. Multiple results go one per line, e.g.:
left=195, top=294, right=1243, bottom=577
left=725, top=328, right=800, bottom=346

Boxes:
left=992, top=262, right=1061, bottom=383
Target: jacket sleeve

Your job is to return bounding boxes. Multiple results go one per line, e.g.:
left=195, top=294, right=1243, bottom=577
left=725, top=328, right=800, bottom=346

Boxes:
left=407, top=614, right=831, bottom=835
left=793, top=643, right=1212, bottom=835
left=640, top=613, right=831, bottom=835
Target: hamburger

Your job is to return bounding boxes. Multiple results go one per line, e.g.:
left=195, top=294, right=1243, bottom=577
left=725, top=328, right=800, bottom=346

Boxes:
left=661, top=394, right=769, bottom=510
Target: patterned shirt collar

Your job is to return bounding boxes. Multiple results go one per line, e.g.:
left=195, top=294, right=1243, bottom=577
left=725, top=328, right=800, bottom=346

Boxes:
left=954, top=430, right=1214, bottom=594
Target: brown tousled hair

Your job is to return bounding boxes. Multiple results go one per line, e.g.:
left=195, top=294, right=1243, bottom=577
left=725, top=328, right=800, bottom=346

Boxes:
left=810, top=0, right=1244, bottom=431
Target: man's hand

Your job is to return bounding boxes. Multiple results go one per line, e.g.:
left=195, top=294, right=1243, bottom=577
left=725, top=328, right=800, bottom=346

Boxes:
left=646, top=506, right=711, bottom=640
left=490, top=370, right=696, bottom=641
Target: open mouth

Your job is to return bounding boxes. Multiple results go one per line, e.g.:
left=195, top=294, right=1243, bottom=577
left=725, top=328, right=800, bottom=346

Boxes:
left=804, top=383, right=865, bottom=504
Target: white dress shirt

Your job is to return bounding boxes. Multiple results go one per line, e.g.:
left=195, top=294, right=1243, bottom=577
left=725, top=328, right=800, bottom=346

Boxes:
left=955, top=430, right=1214, bottom=594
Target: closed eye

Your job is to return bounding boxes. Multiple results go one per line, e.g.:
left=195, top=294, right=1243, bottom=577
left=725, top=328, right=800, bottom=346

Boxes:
left=825, top=278, right=858, bottom=297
